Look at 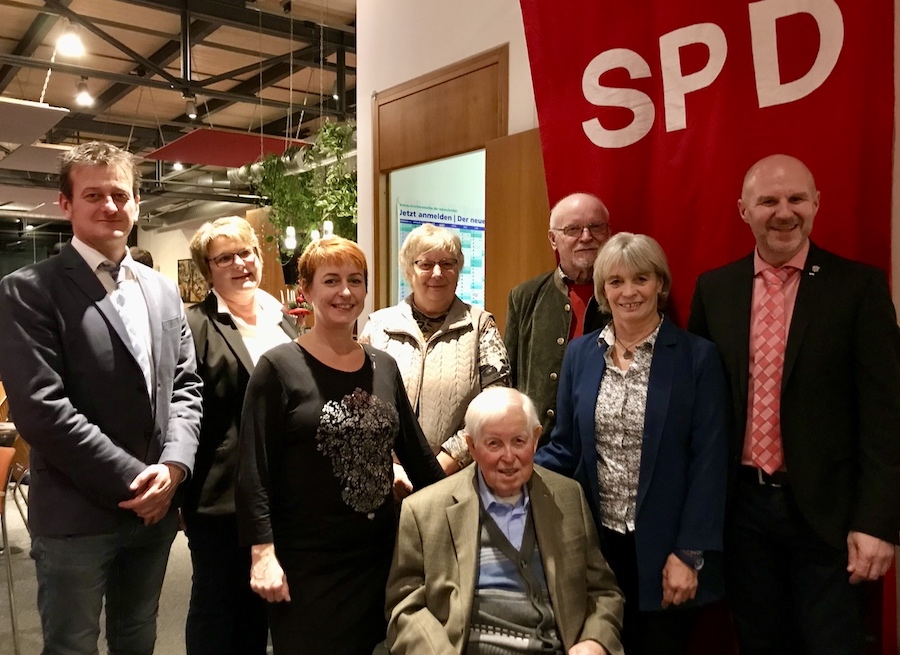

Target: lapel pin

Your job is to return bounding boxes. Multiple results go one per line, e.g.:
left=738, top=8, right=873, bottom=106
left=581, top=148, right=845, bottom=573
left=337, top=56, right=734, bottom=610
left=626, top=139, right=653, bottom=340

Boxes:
left=809, top=265, right=820, bottom=276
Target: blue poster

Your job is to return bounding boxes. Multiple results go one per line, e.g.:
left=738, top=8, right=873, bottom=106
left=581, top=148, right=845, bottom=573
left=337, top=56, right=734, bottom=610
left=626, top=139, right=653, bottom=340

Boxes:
left=397, top=201, right=486, bottom=307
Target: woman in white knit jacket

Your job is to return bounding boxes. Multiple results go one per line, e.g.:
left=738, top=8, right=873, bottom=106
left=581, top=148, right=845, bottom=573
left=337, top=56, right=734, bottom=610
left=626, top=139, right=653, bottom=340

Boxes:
left=359, top=224, right=510, bottom=486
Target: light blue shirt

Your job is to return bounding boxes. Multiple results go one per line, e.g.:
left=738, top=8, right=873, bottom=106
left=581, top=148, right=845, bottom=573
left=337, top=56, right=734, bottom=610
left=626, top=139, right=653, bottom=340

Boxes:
left=476, top=468, right=529, bottom=550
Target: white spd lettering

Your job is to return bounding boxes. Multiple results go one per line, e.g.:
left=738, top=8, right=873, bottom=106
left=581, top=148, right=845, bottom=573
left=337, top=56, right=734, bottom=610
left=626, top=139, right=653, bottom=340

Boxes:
left=580, top=0, right=844, bottom=148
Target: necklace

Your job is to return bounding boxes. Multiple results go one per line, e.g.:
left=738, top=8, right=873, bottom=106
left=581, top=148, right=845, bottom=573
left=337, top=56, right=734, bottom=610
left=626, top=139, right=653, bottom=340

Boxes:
left=614, top=318, right=662, bottom=359
left=614, top=337, right=642, bottom=359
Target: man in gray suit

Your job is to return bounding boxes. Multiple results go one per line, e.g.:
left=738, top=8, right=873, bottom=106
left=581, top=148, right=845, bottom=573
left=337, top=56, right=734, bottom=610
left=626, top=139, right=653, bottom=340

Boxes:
left=386, top=387, right=623, bottom=655
left=0, top=141, right=202, bottom=654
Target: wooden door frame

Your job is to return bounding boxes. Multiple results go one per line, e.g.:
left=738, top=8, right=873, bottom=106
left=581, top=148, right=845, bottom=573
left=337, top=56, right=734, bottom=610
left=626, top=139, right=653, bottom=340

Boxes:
left=371, top=45, right=508, bottom=310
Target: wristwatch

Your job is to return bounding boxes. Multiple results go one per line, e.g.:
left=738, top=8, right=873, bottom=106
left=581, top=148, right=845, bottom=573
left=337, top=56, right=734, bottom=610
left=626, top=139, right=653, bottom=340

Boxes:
left=675, top=549, right=704, bottom=571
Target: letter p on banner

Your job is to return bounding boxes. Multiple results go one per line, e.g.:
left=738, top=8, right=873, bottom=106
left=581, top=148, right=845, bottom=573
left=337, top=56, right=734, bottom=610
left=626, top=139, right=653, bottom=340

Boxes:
left=520, top=0, right=891, bottom=326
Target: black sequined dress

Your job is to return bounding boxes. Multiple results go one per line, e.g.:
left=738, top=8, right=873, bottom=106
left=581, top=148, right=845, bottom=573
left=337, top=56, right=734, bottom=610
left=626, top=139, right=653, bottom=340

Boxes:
left=237, top=342, right=444, bottom=655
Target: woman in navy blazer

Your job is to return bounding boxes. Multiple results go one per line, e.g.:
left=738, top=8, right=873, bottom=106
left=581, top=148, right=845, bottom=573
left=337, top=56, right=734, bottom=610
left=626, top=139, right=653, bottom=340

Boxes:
left=534, top=233, right=728, bottom=655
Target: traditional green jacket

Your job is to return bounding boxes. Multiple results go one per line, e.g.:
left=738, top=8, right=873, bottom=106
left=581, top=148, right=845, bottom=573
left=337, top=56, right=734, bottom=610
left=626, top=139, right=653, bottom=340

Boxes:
left=504, top=269, right=610, bottom=443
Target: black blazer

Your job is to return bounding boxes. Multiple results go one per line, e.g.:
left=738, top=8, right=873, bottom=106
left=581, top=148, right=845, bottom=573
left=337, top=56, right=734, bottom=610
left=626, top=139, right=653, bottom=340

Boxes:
left=0, top=245, right=203, bottom=536
left=185, top=291, right=297, bottom=516
left=688, top=241, right=900, bottom=548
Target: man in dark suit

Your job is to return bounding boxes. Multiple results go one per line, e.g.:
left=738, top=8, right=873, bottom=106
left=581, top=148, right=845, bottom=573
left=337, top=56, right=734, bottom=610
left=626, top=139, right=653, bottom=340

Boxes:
left=386, top=387, right=624, bottom=655
left=505, top=193, right=612, bottom=443
left=0, top=141, right=203, bottom=654
left=688, top=154, right=900, bottom=654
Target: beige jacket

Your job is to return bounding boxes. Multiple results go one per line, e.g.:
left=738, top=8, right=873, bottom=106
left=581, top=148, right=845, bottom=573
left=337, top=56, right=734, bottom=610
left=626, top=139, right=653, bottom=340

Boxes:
left=386, top=465, right=625, bottom=655
left=359, top=296, right=509, bottom=464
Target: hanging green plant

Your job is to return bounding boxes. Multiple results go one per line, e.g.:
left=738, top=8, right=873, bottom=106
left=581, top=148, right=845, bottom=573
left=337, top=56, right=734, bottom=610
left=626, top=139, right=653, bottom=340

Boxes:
left=246, top=119, right=357, bottom=256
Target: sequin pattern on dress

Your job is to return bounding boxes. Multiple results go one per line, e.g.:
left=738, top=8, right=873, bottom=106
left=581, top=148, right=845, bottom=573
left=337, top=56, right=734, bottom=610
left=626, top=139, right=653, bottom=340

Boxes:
left=316, top=387, right=397, bottom=513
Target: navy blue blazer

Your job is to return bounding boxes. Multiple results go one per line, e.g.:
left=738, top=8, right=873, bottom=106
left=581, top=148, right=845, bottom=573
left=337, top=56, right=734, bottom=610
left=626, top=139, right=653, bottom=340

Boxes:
left=0, top=244, right=203, bottom=536
left=535, top=318, right=728, bottom=610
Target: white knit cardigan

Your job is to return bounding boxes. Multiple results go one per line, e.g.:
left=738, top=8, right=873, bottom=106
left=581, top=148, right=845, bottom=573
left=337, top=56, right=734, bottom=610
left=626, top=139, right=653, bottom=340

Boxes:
left=358, top=296, right=509, bottom=466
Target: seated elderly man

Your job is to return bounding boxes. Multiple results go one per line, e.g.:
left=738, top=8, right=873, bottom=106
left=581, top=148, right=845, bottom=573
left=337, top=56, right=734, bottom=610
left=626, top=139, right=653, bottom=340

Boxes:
left=386, top=387, right=624, bottom=655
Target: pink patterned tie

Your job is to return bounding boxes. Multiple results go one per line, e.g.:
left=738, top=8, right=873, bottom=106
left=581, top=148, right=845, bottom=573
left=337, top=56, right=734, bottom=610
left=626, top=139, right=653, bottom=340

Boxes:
left=750, top=267, right=794, bottom=474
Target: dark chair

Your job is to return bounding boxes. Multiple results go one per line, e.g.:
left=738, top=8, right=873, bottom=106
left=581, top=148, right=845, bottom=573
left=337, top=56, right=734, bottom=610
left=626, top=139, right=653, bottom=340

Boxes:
left=0, top=445, right=21, bottom=655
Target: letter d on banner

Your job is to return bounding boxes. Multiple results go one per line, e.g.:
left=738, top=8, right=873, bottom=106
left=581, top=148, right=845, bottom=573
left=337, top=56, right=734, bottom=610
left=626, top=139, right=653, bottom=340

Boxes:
left=750, top=0, right=844, bottom=108
left=582, top=48, right=655, bottom=148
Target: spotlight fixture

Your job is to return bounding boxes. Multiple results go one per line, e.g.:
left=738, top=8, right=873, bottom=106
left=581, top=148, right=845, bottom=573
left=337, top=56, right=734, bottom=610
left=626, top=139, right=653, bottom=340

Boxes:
left=172, top=162, right=184, bottom=171
left=75, top=77, right=94, bottom=107
left=57, top=20, right=85, bottom=57
left=184, top=95, right=198, bottom=120
left=331, top=82, right=339, bottom=101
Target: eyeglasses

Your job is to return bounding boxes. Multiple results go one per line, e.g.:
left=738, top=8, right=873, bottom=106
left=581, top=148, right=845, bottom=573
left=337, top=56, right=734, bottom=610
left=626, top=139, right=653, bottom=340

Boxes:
left=414, top=259, right=458, bottom=272
left=551, top=224, right=610, bottom=238
left=208, top=248, right=255, bottom=268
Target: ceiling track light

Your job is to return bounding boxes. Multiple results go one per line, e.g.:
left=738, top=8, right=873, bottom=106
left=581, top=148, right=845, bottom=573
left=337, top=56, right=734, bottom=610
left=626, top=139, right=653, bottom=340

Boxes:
left=331, top=82, right=339, bottom=101
left=57, top=19, right=85, bottom=57
left=75, top=77, right=94, bottom=107
left=184, top=94, right=198, bottom=120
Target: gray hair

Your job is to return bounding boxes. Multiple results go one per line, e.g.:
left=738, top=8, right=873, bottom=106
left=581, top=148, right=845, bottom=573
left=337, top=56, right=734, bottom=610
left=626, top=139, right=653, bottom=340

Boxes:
left=398, top=223, right=464, bottom=285
left=464, top=388, right=540, bottom=441
left=593, top=232, right=672, bottom=313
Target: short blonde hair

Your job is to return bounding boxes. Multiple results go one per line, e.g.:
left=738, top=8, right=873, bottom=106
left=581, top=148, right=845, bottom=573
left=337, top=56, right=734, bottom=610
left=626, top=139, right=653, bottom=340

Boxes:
left=189, top=216, right=262, bottom=284
left=593, top=232, right=672, bottom=313
left=398, top=224, right=464, bottom=285
left=298, top=236, right=368, bottom=289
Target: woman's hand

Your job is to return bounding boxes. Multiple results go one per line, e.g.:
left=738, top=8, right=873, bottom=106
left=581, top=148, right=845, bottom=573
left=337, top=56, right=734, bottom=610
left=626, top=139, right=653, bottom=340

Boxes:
left=436, top=451, right=462, bottom=476
left=250, top=543, right=291, bottom=603
left=392, top=463, right=414, bottom=501
left=661, top=553, right=698, bottom=608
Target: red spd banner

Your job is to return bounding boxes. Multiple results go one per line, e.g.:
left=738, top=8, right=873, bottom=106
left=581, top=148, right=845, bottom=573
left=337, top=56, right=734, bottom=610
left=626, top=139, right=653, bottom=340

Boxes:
left=520, top=0, right=893, bottom=323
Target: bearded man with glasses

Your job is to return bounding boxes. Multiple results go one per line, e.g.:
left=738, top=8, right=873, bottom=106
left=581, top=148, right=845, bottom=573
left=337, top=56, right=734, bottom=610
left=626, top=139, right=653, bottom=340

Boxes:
left=504, top=192, right=612, bottom=444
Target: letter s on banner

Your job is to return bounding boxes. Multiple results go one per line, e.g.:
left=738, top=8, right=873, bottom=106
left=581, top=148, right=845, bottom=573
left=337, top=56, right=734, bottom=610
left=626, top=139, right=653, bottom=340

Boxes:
left=750, top=0, right=844, bottom=108
left=660, top=23, right=728, bottom=132
left=581, top=48, right=655, bottom=148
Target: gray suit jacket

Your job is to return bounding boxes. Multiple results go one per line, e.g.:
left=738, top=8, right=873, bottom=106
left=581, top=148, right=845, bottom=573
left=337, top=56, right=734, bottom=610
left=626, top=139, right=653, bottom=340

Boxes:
left=386, top=464, right=624, bottom=655
left=0, top=244, right=202, bottom=536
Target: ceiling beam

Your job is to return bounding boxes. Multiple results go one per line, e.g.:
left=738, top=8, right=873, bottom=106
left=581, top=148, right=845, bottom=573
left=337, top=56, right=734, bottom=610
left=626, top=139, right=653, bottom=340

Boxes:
left=196, top=45, right=354, bottom=87
left=48, top=115, right=184, bottom=145
left=43, top=0, right=184, bottom=86
left=0, top=53, right=343, bottom=117
left=260, top=86, right=356, bottom=137
left=90, top=20, right=221, bottom=113
left=0, top=171, right=58, bottom=189
left=0, top=1, right=72, bottom=93
left=176, top=54, right=348, bottom=124
left=118, top=0, right=355, bottom=51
